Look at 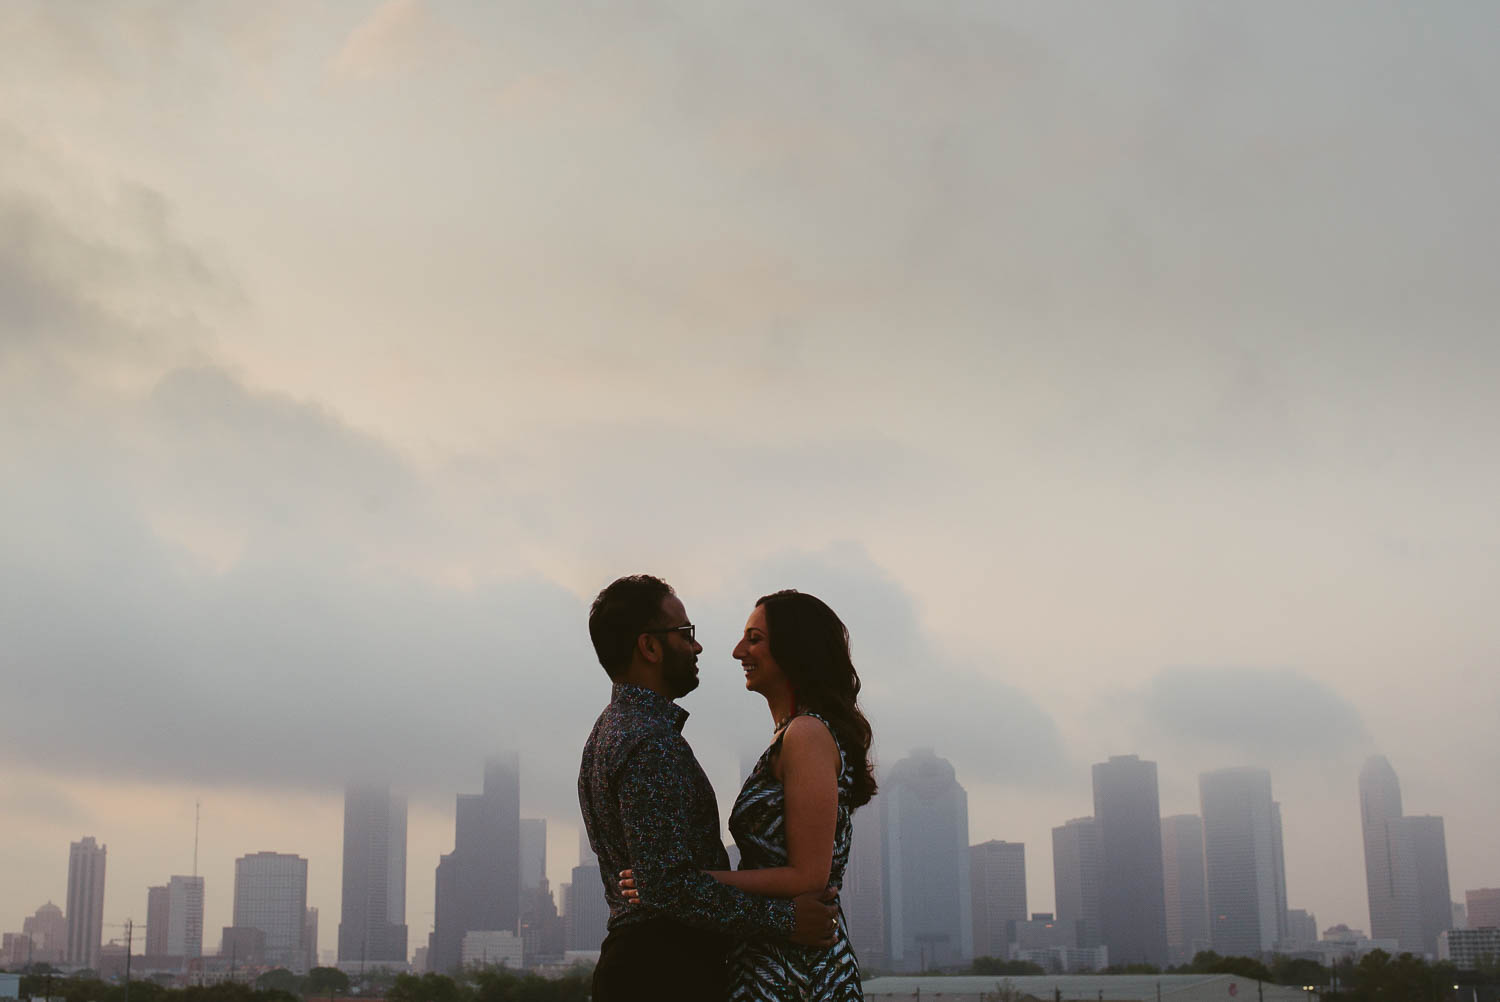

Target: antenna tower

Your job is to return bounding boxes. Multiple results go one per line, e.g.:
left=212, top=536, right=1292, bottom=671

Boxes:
left=193, top=800, right=201, bottom=877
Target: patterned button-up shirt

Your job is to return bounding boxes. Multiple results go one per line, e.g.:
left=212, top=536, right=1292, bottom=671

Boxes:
left=578, top=682, right=796, bottom=937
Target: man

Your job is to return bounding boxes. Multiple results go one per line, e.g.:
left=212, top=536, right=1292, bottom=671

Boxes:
left=579, top=574, right=839, bottom=1001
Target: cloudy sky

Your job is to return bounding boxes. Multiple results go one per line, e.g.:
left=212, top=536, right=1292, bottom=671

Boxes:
left=3, top=0, right=1497, bottom=959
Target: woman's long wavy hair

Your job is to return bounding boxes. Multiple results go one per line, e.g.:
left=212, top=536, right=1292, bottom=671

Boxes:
left=757, top=589, right=877, bottom=809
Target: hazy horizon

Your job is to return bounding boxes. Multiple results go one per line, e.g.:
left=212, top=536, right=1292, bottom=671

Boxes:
left=2, top=0, right=1497, bottom=960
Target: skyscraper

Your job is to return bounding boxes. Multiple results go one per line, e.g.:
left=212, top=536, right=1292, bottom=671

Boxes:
left=1270, top=802, right=1290, bottom=946
left=303, top=908, right=319, bottom=972
left=882, top=749, right=972, bottom=971
left=1359, top=756, right=1447, bottom=955
left=1052, top=817, right=1103, bottom=950
left=520, top=819, right=547, bottom=893
left=578, top=828, right=597, bottom=868
left=1360, top=755, right=1414, bottom=946
left=233, top=852, right=310, bottom=971
left=430, top=755, right=522, bottom=974
left=1200, top=767, right=1283, bottom=957
left=842, top=803, right=887, bottom=970
left=1161, top=814, right=1210, bottom=966
left=338, top=784, right=409, bottom=965
left=564, top=864, right=608, bottom=952
left=65, top=837, right=107, bottom=970
left=1390, top=815, right=1452, bottom=957
left=167, top=875, right=205, bottom=959
left=146, top=886, right=171, bottom=956
left=1092, top=755, right=1169, bottom=967
left=970, top=840, right=1026, bottom=961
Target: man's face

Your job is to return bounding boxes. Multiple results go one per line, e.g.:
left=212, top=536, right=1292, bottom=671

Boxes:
left=656, top=594, right=704, bottom=698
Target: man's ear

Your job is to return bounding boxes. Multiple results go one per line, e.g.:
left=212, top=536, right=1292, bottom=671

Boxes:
left=637, top=633, right=661, bottom=664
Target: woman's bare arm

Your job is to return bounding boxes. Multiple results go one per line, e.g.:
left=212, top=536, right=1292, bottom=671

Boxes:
left=705, top=715, right=839, bottom=898
left=619, top=717, right=841, bottom=902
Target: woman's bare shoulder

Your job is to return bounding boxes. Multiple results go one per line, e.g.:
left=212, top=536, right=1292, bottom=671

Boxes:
left=782, top=713, right=838, bottom=755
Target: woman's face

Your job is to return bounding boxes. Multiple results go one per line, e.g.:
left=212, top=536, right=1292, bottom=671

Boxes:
left=732, top=604, right=787, bottom=696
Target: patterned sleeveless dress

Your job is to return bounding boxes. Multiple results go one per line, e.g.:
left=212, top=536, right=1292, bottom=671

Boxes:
left=727, top=712, right=863, bottom=1001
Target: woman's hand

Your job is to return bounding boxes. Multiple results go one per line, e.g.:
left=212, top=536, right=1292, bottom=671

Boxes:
left=618, top=868, right=640, bottom=904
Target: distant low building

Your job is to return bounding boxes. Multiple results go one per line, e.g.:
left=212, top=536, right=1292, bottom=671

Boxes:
left=1283, top=909, right=1319, bottom=949
left=188, top=953, right=259, bottom=985
left=2, top=934, right=33, bottom=969
left=220, top=926, right=267, bottom=967
left=1012, top=913, right=1076, bottom=952
left=1011, top=944, right=1109, bottom=974
left=1467, top=888, right=1500, bottom=930
left=1440, top=928, right=1500, bottom=970
left=1323, top=923, right=1365, bottom=939
left=97, top=941, right=129, bottom=979
left=460, top=930, right=522, bottom=970
left=1284, top=927, right=1399, bottom=967
left=334, top=958, right=409, bottom=975
left=22, top=902, right=67, bottom=965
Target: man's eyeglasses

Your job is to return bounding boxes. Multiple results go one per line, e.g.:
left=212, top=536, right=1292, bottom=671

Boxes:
left=643, top=623, right=696, bottom=642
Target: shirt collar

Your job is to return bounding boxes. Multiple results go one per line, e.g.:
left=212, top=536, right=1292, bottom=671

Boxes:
left=611, top=681, right=689, bottom=732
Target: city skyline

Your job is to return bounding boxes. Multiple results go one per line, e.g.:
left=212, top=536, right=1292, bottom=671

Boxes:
left=3, top=743, right=1488, bottom=968
left=3, top=0, right=1498, bottom=971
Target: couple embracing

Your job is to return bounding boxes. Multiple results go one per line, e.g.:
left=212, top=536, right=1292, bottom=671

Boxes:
left=578, top=574, right=877, bottom=1001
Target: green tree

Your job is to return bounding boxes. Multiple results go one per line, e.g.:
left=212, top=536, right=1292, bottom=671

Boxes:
left=1356, top=950, right=1454, bottom=1002
left=173, top=983, right=260, bottom=1002
left=387, top=972, right=465, bottom=1002
left=254, top=970, right=300, bottom=995
left=58, top=975, right=111, bottom=1002
left=123, top=980, right=172, bottom=1002
left=303, top=968, right=351, bottom=998
left=466, top=966, right=590, bottom=1002
left=1270, top=955, right=1330, bottom=987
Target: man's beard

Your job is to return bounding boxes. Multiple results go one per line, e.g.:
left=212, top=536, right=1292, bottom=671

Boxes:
left=663, top=644, right=699, bottom=698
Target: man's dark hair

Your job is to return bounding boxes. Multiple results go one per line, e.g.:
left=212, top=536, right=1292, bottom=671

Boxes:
left=588, top=574, right=674, bottom=680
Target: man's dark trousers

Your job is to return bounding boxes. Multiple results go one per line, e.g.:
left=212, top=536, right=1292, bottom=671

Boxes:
left=592, top=916, right=729, bottom=1001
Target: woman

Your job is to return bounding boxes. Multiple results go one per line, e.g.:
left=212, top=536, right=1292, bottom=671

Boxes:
left=623, top=589, right=877, bottom=1000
